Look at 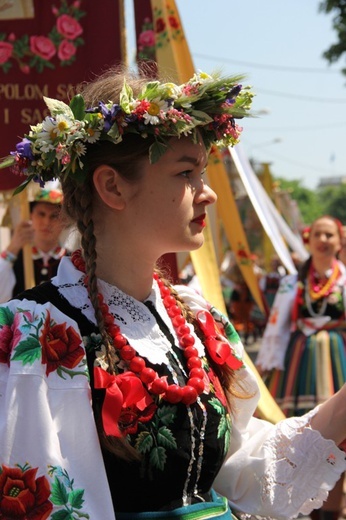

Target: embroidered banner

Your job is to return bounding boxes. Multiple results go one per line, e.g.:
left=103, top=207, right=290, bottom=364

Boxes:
left=0, top=0, right=122, bottom=190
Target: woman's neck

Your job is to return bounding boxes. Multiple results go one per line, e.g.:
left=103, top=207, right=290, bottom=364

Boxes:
left=94, top=247, right=156, bottom=302
left=311, top=257, right=337, bottom=278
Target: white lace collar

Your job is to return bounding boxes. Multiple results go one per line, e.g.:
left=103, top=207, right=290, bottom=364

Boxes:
left=52, top=256, right=205, bottom=365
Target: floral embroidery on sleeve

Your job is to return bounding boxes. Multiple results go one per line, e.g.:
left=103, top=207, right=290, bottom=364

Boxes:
left=0, top=305, right=87, bottom=379
left=0, top=463, right=90, bottom=519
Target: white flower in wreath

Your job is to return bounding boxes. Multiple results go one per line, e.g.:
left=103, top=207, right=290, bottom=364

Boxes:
left=143, top=98, right=169, bottom=125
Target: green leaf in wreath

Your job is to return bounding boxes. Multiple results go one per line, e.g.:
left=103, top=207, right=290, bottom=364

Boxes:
left=157, top=426, right=177, bottom=450
left=68, top=488, right=85, bottom=509
left=149, top=446, right=167, bottom=471
left=11, top=337, right=41, bottom=365
left=50, top=476, right=69, bottom=506
left=135, top=431, right=153, bottom=454
left=149, top=141, right=168, bottom=164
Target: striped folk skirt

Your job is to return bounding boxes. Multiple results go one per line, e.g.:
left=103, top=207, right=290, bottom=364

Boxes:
left=266, top=326, right=346, bottom=417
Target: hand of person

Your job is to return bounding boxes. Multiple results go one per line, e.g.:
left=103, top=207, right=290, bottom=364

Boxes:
left=6, top=220, right=35, bottom=256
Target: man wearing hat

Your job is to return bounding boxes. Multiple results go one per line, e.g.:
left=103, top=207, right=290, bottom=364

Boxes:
left=0, top=188, right=68, bottom=302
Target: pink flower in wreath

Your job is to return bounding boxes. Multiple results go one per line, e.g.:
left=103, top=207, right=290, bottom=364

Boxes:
left=0, top=41, right=13, bottom=64
left=138, top=29, right=155, bottom=48
left=0, top=312, right=23, bottom=365
left=57, top=14, right=83, bottom=40
left=58, top=39, right=77, bottom=61
left=30, top=36, right=56, bottom=60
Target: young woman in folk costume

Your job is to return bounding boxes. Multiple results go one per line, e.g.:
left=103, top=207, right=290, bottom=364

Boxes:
left=257, top=215, right=346, bottom=520
left=0, top=68, right=346, bottom=520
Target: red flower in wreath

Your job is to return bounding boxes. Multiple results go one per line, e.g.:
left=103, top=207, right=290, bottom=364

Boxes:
left=0, top=465, right=53, bottom=519
left=40, top=311, right=84, bottom=375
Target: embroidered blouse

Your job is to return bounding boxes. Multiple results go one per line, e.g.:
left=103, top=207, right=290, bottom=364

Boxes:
left=0, top=257, right=345, bottom=519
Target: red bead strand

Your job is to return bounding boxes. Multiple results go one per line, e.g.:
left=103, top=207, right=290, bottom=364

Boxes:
left=72, top=250, right=205, bottom=405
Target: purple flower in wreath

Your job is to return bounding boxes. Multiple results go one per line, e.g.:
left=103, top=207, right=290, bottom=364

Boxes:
left=98, top=102, right=122, bottom=132
left=13, top=138, right=35, bottom=161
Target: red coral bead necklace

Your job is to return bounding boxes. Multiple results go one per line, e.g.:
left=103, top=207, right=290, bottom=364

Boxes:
left=71, top=250, right=206, bottom=405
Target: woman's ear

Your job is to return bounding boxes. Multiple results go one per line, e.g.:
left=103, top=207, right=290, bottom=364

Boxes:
left=93, top=165, right=126, bottom=210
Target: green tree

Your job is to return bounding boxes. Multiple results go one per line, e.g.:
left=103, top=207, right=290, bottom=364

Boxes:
left=319, top=1, right=346, bottom=74
left=275, top=178, right=325, bottom=224
left=317, top=183, right=346, bottom=222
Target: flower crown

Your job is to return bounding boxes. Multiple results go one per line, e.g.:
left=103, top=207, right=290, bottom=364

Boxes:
left=0, top=71, right=253, bottom=193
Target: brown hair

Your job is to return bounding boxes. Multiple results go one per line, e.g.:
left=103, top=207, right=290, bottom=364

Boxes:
left=61, top=66, right=238, bottom=460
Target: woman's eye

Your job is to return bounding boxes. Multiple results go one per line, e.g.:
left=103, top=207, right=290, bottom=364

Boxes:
left=180, top=170, right=192, bottom=178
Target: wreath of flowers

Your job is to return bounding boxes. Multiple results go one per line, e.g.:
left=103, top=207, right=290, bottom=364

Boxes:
left=0, top=70, right=253, bottom=193
left=0, top=0, right=85, bottom=74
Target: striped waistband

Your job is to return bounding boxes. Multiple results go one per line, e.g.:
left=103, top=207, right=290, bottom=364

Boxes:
left=116, top=490, right=232, bottom=519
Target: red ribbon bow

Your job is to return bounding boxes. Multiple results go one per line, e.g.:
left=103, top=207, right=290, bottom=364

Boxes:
left=196, top=310, right=243, bottom=370
left=94, top=366, right=154, bottom=437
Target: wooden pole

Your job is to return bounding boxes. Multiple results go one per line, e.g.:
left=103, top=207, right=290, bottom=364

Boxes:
left=119, top=0, right=128, bottom=67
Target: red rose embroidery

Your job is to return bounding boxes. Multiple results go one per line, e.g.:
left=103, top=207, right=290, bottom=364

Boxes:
left=0, top=465, right=53, bottom=519
left=138, top=29, right=155, bottom=48
left=56, top=14, right=83, bottom=40
left=0, top=313, right=22, bottom=365
left=0, top=41, right=13, bottom=64
left=40, top=311, right=84, bottom=375
left=58, top=39, right=77, bottom=61
left=119, top=401, right=157, bottom=436
left=168, top=16, right=179, bottom=29
left=155, top=18, right=166, bottom=33
left=30, top=36, right=56, bottom=60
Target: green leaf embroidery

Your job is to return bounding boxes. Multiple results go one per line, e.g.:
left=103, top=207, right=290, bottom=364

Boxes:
left=135, top=431, right=153, bottom=454
left=156, top=426, right=177, bottom=450
left=156, top=405, right=176, bottom=425
left=0, top=306, right=14, bottom=325
left=68, top=488, right=85, bottom=509
left=149, top=446, right=167, bottom=471
left=51, top=476, right=69, bottom=505
left=11, top=337, right=41, bottom=364
left=209, top=397, right=224, bottom=414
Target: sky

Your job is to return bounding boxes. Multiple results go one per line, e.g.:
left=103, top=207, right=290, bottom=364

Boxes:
left=126, top=0, right=346, bottom=191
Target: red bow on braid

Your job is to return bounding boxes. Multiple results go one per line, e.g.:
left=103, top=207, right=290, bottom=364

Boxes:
left=94, top=366, right=154, bottom=437
left=196, top=310, right=243, bottom=370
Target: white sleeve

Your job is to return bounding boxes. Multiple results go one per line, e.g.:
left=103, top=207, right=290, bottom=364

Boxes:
left=0, top=297, right=116, bottom=519
left=0, top=257, right=16, bottom=304
left=175, top=284, right=346, bottom=519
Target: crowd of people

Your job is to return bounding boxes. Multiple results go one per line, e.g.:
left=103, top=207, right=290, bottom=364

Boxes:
left=0, top=65, right=345, bottom=520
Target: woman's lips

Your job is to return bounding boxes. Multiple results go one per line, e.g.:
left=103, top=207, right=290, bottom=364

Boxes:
left=192, top=214, right=206, bottom=227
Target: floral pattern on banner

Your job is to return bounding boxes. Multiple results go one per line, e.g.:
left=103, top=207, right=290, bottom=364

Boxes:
left=0, top=463, right=89, bottom=519
left=152, top=4, right=184, bottom=52
left=0, top=305, right=88, bottom=379
left=0, top=0, right=85, bottom=74
left=137, top=17, right=156, bottom=62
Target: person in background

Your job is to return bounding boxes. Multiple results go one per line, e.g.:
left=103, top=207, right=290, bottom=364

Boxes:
left=0, top=188, right=68, bottom=302
left=257, top=215, right=346, bottom=520
left=338, top=225, right=346, bottom=265
left=1, top=67, right=346, bottom=520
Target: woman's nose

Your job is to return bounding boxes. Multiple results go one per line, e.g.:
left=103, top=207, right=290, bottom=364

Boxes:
left=197, top=182, right=217, bottom=205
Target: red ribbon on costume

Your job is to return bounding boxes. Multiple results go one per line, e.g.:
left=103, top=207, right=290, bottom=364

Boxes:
left=196, top=310, right=243, bottom=370
left=94, top=366, right=154, bottom=437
